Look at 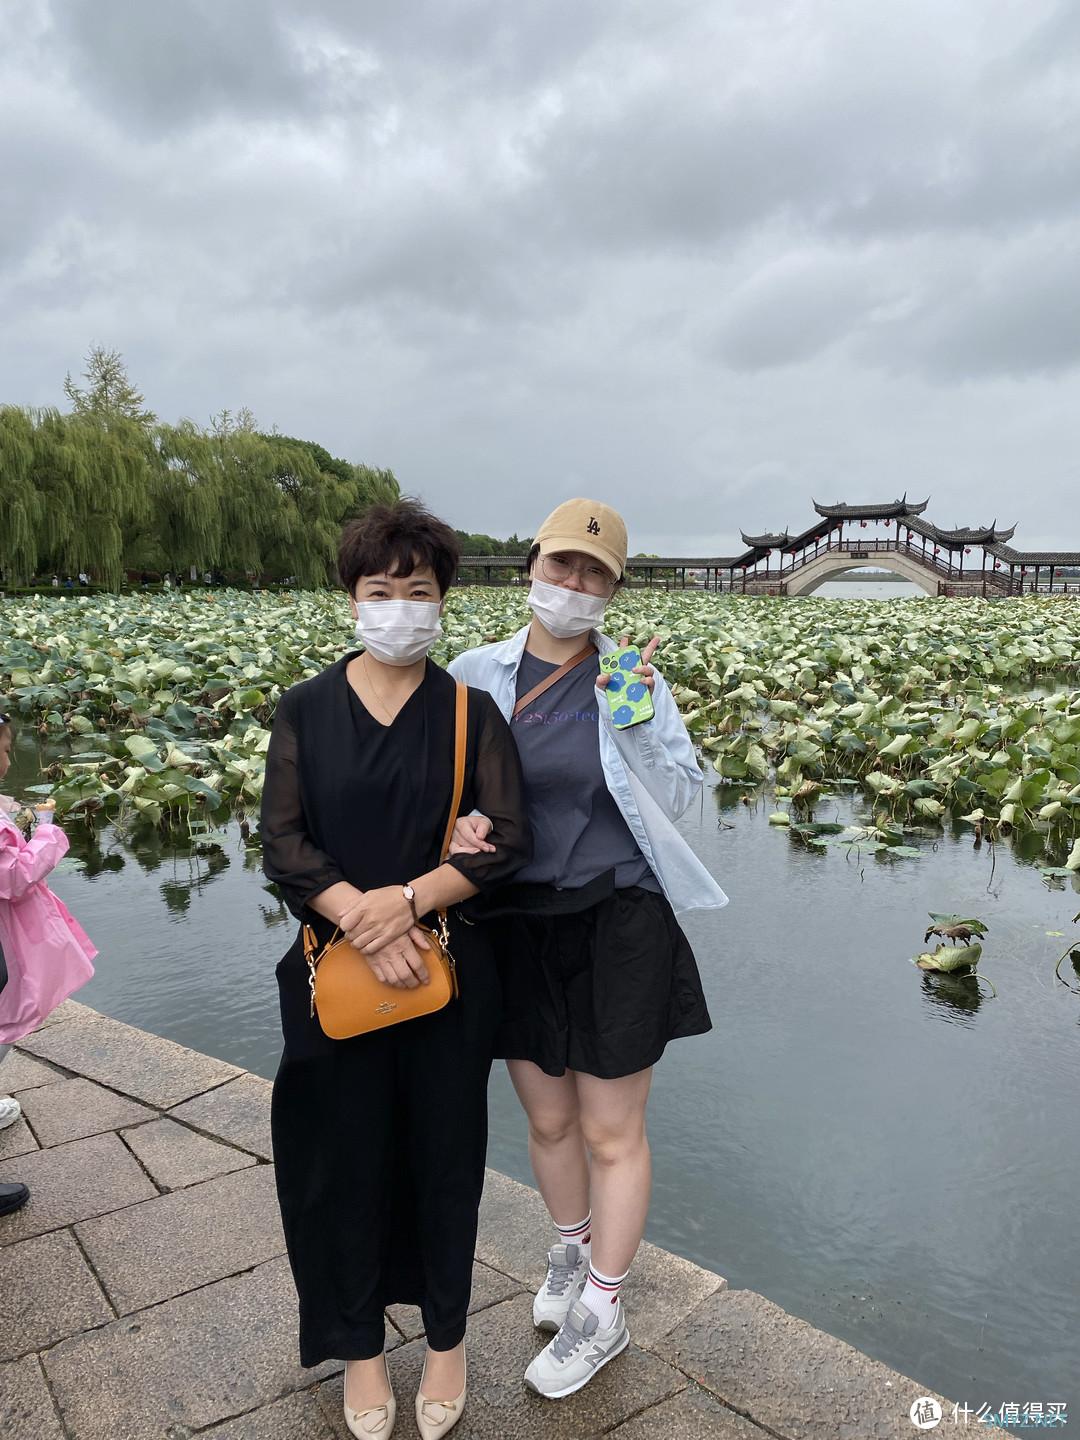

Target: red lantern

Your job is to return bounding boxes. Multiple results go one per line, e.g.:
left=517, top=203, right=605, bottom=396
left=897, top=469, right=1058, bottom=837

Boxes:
left=994, top=561, right=1001, bottom=570
left=964, top=547, right=971, bottom=555
left=933, top=546, right=940, bottom=554
left=1021, top=567, right=1028, bottom=575
left=860, top=520, right=867, bottom=528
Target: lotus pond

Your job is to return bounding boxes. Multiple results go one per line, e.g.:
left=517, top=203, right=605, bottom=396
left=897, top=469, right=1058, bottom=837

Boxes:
left=3, top=589, right=1080, bottom=1412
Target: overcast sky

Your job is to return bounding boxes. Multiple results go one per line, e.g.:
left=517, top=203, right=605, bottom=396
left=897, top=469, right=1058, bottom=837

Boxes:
left=3, top=0, right=1079, bottom=554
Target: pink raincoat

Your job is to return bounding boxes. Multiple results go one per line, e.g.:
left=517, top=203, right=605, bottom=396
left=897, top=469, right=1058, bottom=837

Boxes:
left=0, top=812, right=96, bottom=1044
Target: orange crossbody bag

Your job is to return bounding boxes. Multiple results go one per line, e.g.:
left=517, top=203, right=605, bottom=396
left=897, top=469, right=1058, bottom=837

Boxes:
left=302, top=681, right=468, bottom=1040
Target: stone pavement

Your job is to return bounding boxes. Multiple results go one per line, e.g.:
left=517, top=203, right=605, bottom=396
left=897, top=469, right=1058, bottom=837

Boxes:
left=0, top=1002, right=1010, bottom=1439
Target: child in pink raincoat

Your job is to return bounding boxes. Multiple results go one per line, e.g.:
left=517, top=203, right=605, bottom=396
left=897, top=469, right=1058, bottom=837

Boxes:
left=0, top=709, right=96, bottom=1047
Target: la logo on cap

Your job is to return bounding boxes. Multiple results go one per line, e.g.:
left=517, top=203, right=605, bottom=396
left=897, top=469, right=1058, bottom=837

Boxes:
left=587, top=517, right=600, bottom=535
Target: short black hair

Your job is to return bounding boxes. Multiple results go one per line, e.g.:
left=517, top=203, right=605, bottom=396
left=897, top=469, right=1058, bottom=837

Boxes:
left=337, top=500, right=461, bottom=597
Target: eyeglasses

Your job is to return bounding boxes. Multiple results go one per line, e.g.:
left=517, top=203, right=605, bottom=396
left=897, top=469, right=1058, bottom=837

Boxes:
left=538, top=554, right=617, bottom=596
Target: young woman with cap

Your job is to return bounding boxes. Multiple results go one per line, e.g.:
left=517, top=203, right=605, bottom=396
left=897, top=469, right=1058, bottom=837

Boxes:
left=447, top=499, right=727, bottom=1399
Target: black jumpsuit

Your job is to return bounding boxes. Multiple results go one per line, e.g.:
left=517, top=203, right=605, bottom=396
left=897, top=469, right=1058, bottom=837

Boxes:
left=261, top=656, right=530, bottom=1366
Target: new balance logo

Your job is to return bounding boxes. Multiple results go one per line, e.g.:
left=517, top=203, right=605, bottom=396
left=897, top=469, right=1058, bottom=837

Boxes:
left=583, top=1344, right=608, bottom=1370
left=586, top=517, right=600, bottom=535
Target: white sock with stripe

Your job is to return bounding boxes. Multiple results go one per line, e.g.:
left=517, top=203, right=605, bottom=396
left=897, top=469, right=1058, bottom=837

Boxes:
left=579, top=1263, right=629, bottom=1322
left=554, top=1213, right=592, bottom=1260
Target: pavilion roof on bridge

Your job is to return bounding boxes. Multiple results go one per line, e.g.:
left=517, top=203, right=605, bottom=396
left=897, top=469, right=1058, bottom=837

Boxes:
left=986, top=543, right=1080, bottom=567
left=780, top=517, right=835, bottom=552
left=739, top=530, right=790, bottom=548
left=904, top=518, right=1018, bottom=549
left=812, top=493, right=930, bottom=520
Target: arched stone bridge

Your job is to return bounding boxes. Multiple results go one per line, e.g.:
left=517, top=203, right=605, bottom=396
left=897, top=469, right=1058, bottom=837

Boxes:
left=783, top=544, right=944, bottom=596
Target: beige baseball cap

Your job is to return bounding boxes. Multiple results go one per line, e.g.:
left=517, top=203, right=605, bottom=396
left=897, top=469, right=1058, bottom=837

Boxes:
left=535, top=499, right=628, bottom=578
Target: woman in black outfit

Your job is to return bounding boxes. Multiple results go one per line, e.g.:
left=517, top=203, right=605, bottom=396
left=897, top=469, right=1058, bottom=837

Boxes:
left=261, top=502, right=529, bottom=1440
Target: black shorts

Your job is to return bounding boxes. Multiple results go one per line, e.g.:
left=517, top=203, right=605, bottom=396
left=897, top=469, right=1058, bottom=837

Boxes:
left=488, top=883, right=712, bottom=1079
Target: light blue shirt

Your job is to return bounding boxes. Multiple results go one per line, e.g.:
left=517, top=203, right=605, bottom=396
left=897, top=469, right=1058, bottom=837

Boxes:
left=448, top=624, right=729, bottom=915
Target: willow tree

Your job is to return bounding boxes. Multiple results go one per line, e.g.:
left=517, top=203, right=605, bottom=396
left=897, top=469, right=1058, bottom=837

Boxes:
left=263, top=438, right=346, bottom=586
left=51, top=411, right=153, bottom=587
left=150, top=420, right=224, bottom=576
left=0, top=406, right=42, bottom=581
left=349, top=463, right=400, bottom=512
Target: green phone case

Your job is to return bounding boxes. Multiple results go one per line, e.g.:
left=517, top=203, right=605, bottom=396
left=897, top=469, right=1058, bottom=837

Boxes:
left=600, top=646, right=655, bottom=728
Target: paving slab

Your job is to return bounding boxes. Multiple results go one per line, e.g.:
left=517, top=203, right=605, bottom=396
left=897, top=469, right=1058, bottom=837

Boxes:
left=31, top=998, right=98, bottom=1029
left=75, top=1163, right=285, bottom=1313
left=622, top=1239, right=727, bottom=1349
left=387, top=1259, right=525, bottom=1341
left=0, top=1354, right=66, bottom=1440
left=200, top=1390, right=337, bottom=1439
left=2, top=1049, right=67, bottom=1090
left=42, top=1255, right=341, bottom=1440
left=0, top=1113, right=39, bottom=1161
left=0, top=1229, right=114, bottom=1360
left=19, top=1009, right=241, bottom=1107
left=654, top=1288, right=1014, bottom=1440
left=168, top=1071, right=273, bottom=1158
left=14, top=1075, right=155, bottom=1147
left=608, top=1383, right=770, bottom=1439
left=120, top=1115, right=257, bottom=1190
left=318, top=1293, right=686, bottom=1440
left=475, top=1165, right=552, bottom=1287
left=0, top=1131, right=158, bottom=1245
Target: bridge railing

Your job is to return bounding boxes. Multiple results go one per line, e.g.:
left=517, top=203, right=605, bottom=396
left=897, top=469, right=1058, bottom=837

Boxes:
left=456, top=541, right=1062, bottom=595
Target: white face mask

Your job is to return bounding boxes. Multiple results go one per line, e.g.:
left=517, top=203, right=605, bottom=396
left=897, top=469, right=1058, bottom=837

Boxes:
left=527, top=576, right=608, bottom=639
left=354, top=600, right=442, bottom=666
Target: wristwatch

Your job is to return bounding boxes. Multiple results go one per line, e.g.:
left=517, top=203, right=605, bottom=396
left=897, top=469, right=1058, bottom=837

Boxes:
left=402, top=884, right=420, bottom=924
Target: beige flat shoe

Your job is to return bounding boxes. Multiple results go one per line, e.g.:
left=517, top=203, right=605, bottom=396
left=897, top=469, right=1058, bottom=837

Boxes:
left=344, top=1353, right=396, bottom=1438
left=415, top=1350, right=467, bottom=1439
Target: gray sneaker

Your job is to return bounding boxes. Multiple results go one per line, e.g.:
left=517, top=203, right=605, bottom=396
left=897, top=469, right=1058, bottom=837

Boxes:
left=532, top=1243, right=588, bottom=1332
left=524, top=1296, right=630, bottom=1399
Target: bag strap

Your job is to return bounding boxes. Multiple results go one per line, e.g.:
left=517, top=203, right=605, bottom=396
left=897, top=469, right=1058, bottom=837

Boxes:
left=439, top=680, right=469, bottom=864
left=512, top=644, right=596, bottom=719
left=306, top=681, right=467, bottom=976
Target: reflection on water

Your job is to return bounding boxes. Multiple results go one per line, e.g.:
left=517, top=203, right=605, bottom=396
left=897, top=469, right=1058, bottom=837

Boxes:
left=6, top=727, right=1079, bottom=1406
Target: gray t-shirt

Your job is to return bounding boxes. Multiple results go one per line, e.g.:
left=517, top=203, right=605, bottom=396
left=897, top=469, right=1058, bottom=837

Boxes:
left=510, top=650, right=659, bottom=892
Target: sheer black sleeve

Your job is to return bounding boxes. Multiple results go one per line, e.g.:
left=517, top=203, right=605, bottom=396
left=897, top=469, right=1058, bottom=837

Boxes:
left=445, top=692, right=532, bottom=891
left=261, top=691, right=348, bottom=919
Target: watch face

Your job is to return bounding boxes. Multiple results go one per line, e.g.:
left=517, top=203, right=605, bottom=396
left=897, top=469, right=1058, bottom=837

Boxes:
left=403, top=885, right=415, bottom=899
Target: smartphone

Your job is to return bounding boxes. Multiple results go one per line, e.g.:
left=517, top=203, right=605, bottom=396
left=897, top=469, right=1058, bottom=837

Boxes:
left=600, top=646, right=655, bottom=728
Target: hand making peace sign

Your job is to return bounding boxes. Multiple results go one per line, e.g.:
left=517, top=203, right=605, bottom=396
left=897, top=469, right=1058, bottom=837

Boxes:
left=595, top=633, right=661, bottom=693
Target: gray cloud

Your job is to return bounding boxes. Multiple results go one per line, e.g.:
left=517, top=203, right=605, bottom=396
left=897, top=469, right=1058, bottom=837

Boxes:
left=2, top=0, right=1080, bottom=554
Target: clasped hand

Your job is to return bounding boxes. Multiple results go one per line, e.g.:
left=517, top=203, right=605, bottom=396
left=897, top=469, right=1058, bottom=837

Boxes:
left=339, top=887, right=431, bottom=989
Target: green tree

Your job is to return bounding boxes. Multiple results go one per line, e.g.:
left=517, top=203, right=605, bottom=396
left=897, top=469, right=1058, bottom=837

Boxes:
left=151, top=420, right=223, bottom=577
left=63, top=345, right=156, bottom=426
left=1, top=351, right=405, bottom=590
left=0, top=406, right=42, bottom=581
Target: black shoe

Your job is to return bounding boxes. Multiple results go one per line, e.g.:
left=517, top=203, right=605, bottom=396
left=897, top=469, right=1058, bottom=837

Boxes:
left=0, top=1182, right=30, bottom=1216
